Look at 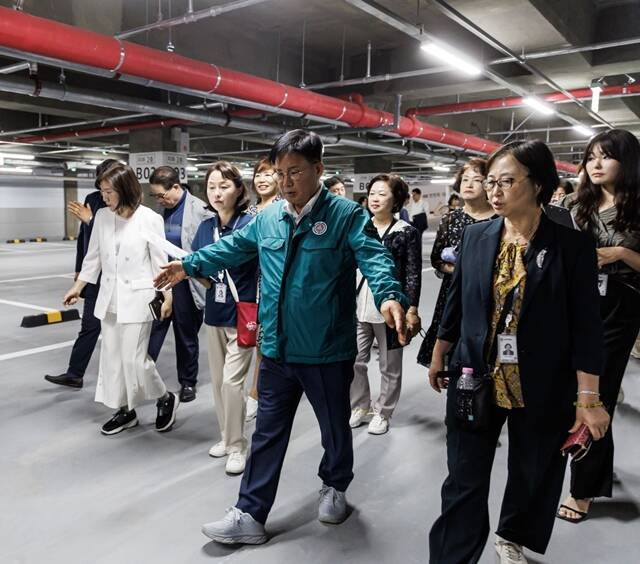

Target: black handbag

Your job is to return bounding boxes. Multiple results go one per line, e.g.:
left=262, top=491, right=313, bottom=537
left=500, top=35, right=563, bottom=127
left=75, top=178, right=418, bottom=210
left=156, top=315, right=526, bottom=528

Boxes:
left=445, top=368, right=494, bottom=431
left=148, top=292, right=165, bottom=321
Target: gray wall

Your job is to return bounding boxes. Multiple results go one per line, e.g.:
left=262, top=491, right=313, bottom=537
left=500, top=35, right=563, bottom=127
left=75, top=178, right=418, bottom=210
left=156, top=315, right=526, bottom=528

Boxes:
left=0, top=176, right=95, bottom=240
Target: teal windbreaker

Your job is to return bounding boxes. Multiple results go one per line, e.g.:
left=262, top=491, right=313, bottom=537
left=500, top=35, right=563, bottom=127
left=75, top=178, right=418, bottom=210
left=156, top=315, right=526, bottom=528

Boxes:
left=182, top=188, right=409, bottom=363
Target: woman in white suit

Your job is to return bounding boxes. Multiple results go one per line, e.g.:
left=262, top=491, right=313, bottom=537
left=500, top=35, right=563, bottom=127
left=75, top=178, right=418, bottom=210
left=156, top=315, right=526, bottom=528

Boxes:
left=63, top=163, right=179, bottom=435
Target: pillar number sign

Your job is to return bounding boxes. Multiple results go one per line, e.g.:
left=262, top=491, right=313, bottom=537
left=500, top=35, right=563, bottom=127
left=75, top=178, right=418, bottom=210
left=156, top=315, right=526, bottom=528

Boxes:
left=129, top=152, right=188, bottom=183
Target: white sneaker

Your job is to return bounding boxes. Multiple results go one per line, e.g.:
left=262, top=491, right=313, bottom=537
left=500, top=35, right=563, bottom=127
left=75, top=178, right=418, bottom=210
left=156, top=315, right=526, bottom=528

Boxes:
left=209, top=441, right=227, bottom=458
left=202, top=507, right=267, bottom=545
left=368, top=413, right=389, bottom=435
left=246, top=396, right=258, bottom=421
left=225, top=452, right=246, bottom=475
left=495, top=535, right=527, bottom=564
left=349, top=407, right=370, bottom=428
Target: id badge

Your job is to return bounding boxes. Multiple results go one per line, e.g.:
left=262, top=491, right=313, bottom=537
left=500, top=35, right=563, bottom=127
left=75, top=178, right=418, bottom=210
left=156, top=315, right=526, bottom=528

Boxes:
left=597, top=273, right=608, bottom=297
left=498, top=334, right=518, bottom=364
left=215, top=283, right=227, bottom=303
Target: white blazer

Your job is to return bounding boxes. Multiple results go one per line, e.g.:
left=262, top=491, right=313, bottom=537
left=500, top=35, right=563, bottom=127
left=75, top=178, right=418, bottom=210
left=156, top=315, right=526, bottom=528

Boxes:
left=79, top=205, right=167, bottom=323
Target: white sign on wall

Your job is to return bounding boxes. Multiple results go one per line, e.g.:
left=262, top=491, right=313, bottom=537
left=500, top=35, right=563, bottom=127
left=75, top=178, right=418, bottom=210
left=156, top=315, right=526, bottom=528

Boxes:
left=129, top=151, right=188, bottom=183
left=352, top=174, right=371, bottom=193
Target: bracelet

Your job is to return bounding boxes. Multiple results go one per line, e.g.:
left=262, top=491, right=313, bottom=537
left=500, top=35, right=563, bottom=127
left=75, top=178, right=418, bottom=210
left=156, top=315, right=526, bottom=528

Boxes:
left=577, top=390, right=600, bottom=396
left=574, top=401, right=604, bottom=409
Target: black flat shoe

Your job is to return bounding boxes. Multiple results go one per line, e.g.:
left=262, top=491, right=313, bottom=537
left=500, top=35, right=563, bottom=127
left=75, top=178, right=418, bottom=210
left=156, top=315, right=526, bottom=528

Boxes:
left=179, top=385, right=196, bottom=403
left=44, top=373, right=83, bottom=389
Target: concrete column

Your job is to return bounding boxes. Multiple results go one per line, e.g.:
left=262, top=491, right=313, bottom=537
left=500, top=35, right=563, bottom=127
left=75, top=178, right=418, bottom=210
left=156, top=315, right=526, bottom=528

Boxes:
left=63, top=170, right=79, bottom=240
left=352, top=156, right=393, bottom=201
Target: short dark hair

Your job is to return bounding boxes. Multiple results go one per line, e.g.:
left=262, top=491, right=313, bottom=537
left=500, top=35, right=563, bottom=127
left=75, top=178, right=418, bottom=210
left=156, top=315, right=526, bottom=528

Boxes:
left=97, top=164, right=142, bottom=213
left=204, top=161, right=250, bottom=213
left=325, top=175, right=344, bottom=189
left=252, top=156, right=277, bottom=204
left=560, top=180, right=574, bottom=194
left=366, top=173, right=410, bottom=214
left=149, top=166, right=181, bottom=191
left=486, top=140, right=559, bottom=205
left=269, top=129, right=323, bottom=164
left=448, top=193, right=461, bottom=207
left=411, top=188, right=422, bottom=195
left=357, top=195, right=368, bottom=205
left=94, top=158, right=120, bottom=189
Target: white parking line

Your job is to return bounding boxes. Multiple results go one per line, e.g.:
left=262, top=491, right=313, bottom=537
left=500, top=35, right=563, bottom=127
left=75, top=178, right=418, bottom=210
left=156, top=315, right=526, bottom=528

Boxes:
left=0, top=298, right=58, bottom=312
left=0, top=339, right=75, bottom=362
left=0, top=274, right=73, bottom=284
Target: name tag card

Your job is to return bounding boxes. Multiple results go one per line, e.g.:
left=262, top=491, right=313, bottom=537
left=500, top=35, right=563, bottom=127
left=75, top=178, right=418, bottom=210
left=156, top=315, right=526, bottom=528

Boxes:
left=498, top=334, right=518, bottom=364
left=215, top=283, right=227, bottom=303
left=598, top=273, right=608, bottom=297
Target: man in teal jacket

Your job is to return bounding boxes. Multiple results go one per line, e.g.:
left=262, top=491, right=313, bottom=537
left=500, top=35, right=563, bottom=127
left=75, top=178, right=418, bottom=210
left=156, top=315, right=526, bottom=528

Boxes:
left=155, top=129, right=409, bottom=545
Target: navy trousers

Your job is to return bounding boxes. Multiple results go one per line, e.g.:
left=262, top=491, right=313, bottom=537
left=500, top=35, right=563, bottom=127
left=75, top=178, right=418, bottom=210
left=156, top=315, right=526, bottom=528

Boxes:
left=236, top=356, right=355, bottom=524
left=67, top=283, right=101, bottom=379
left=147, top=279, right=203, bottom=387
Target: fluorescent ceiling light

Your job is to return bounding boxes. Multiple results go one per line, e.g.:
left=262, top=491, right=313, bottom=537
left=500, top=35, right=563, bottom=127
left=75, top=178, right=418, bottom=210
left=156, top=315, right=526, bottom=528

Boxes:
left=0, top=166, right=33, bottom=173
left=186, top=166, right=198, bottom=172
left=187, top=157, right=198, bottom=161
left=572, top=124, right=595, bottom=137
left=90, top=159, right=102, bottom=165
left=0, top=152, right=35, bottom=161
left=432, top=164, right=450, bottom=172
left=523, top=96, right=555, bottom=115
left=430, top=177, right=455, bottom=184
left=420, top=42, right=482, bottom=76
left=590, top=84, right=602, bottom=113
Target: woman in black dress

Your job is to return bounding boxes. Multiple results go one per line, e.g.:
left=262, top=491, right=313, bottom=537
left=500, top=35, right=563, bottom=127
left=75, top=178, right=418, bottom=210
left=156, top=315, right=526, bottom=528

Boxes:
left=557, top=129, right=640, bottom=523
left=419, top=158, right=495, bottom=365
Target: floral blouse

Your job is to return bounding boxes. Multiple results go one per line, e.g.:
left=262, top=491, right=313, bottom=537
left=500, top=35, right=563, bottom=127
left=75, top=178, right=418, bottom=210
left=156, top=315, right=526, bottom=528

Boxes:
left=431, top=208, right=495, bottom=274
left=485, top=241, right=528, bottom=409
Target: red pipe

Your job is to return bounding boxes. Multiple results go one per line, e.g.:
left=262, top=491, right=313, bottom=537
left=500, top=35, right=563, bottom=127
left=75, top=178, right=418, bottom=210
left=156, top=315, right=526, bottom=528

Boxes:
left=0, top=7, right=577, bottom=173
left=16, top=118, right=190, bottom=143
left=406, top=84, right=640, bottom=117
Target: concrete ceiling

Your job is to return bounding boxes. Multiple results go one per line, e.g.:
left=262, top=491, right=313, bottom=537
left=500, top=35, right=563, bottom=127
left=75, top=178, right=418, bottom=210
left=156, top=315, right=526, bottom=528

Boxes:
left=0, top=0, right=639, bottom=178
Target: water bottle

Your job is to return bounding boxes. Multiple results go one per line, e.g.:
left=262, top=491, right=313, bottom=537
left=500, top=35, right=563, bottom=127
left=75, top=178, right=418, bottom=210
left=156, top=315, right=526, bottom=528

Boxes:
left=455, top=367, right=475, bottom=422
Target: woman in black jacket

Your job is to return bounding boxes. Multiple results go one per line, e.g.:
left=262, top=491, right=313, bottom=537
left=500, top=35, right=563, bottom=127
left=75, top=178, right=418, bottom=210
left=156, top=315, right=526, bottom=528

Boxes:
left=350, top=174, right=422, bottom=434
left=427, top=140, right=610, bottom=564
left=557, top=129, right=640, bottom=522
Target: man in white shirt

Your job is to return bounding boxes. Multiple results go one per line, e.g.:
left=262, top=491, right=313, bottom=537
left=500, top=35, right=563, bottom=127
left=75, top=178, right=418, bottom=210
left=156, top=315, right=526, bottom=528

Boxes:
left=407, top=188, right=428, bottom=236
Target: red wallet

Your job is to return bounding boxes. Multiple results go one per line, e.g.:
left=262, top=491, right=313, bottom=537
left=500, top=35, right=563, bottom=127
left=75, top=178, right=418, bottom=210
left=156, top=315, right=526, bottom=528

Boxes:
left=560, top=424, right=592, bottom=461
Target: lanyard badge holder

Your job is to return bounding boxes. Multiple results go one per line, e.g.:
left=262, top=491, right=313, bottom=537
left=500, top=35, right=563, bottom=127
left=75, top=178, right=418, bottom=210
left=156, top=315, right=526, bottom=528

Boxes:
left=494, top=287, right=520, bottom=365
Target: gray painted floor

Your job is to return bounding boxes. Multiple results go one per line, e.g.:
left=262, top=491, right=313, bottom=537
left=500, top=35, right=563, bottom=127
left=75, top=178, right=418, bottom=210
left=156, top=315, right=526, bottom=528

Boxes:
left=1, top=237, right=639, bottom=564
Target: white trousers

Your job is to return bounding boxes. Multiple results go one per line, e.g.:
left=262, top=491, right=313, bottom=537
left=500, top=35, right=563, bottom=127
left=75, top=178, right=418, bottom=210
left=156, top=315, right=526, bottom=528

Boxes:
left=96, top=313, right=167, bottom=411
left=205, top=325, right=253, bottom=454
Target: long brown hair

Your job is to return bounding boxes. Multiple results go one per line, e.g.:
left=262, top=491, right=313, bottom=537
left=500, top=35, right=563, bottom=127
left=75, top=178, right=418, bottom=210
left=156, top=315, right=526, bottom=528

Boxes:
left=573, top=129, right=640, bottom=232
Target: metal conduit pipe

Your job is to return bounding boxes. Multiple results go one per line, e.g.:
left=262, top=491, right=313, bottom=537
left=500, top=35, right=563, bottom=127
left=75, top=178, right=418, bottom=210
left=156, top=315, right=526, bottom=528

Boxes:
left=306, top=36, right=640, bottom=91
left=115, top=0, right=274, bottom=39
left=0, top=74, right=457, bottom=163
left=0, top=7, right=577, bottom=172
left=406, top=84, right=640, bottom=117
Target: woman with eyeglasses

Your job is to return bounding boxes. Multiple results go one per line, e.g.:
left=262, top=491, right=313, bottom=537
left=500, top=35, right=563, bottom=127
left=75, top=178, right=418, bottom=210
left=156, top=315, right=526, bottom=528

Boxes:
left=191, top=161, right=259, bottom=475
left=556, top=129, right=640, bottom=524
left=63, top=163, right=179, bottom=435
left=419, top=158, right=495, bottom=367
left=245, top=157, right=282, bottom=421
left=427, top=140, right=609, bottom=564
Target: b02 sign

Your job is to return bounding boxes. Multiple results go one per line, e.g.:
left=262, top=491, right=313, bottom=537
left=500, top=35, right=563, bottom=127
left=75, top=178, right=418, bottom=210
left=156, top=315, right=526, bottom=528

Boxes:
left=129, top=152, right=188, bottom=183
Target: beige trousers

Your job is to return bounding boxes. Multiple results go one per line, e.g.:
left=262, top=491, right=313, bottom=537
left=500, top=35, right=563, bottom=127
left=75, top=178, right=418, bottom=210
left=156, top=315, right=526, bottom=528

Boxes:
left=205, top=325, right=254, bottom=454
left=96, top=312, right=167, bottom=411
left=351, top=321, right=404, bottom=418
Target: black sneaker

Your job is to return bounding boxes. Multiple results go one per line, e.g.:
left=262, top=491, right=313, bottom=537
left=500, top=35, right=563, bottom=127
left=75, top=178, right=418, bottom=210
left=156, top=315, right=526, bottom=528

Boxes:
left=101, top=409, right=138, bottom=435
left=156, top=392, right=179, bottom=432
left=179, top=385, right=196, bottom=403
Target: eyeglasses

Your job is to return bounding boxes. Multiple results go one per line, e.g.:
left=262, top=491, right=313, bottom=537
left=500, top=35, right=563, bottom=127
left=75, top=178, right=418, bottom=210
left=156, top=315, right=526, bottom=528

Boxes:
left=482, top=175, right=530, bottom=192
left=150, top=191, right=169, bottom=200
left=274, top=166, right=313, bottom=182
left=254, top=172, right=275, bottom=180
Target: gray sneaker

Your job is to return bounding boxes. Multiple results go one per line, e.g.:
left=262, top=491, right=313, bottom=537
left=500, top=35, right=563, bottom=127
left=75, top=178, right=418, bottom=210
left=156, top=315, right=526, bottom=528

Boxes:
left=201, top=507, right=267, bottom=545
left=318, top=485, right=348, bottom=524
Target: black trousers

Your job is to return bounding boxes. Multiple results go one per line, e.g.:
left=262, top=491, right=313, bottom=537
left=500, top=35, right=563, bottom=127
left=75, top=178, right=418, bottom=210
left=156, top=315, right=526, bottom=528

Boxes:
left=147, top=279, right=203, bottom=387
left=67, top=283, right=101, bottom=379
left=236, top=356, right=355, bottom=524
left=429, top=407, right=568, bottom=563
left=570, top=280, right=640, bottom=499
